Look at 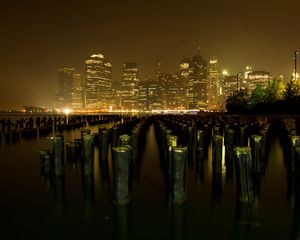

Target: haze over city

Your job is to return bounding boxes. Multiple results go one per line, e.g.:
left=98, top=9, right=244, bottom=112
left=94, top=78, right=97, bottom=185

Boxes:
left=1, top=0, right=300, bottom=109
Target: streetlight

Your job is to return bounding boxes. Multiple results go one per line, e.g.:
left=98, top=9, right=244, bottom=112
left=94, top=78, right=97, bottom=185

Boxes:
left=294, top=51, right=299, bottom=81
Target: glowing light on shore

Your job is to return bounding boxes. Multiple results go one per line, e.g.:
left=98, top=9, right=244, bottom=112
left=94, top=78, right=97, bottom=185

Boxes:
left=63, top=108, right=72, bottom=115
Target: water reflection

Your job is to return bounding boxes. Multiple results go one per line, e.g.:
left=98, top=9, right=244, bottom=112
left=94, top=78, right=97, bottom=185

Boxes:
left=225, top=147, right=234, bottom=181
left=211, top=173, right=222, bottom=205
left=170, top=204, right=187, bottom=240
left=253, top=173, right=262, bottom=203
left=290, top=198, right=300, bottom=240
left=233, top=201, right=259, bottom=240
left=0, top=116, right=296, bottom=239
left=114, top=205, right=132, bottom=240
left=40, top=171, right=53, bottom=189
left=99, top=146, right=110, bottom=183
left=53, top=176, right=66, bottom=217
left=40, top=172, right=66, bottom=217
left=82, top=175, right=95, bottom=219
left=195, top=156, right=204, bottom=184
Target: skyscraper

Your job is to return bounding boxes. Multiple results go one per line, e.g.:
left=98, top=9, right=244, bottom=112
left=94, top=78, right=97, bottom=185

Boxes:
left=207, top=58, right=221, bottom=110
left=180, top=53, right=207, bottom=110
left=71, top=73, right=83, bottom=110
left=248, top=71, right=271, bottom=92
left=241, top=66, right=252, bottom=91
left=161, top=73, right=186, bottom=110
left=85, top=54, right=112, bottom=110
left=55, top=68, right=84, bottom=110
left=223, top=75, right=238, bottom=99
left=156, top=59, right=162, bottom=81
left=192, top=54, right=207, bottom=110
left=56, top=67, right=75, bottom=109
left=121, top=62, right=139, bottom=110
left=111, top=80, right=122, bottom=110
left=179, top=58, right=191, bottom=109
left=138, top=80, right=149, bottom=111
left=148, top=79, right=164, bottom=110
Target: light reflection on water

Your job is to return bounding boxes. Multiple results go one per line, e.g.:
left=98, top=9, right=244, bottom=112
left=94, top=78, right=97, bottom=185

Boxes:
left=0, top=121, right=296, bottom=239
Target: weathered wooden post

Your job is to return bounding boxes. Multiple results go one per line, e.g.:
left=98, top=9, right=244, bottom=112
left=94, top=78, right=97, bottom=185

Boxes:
left=196, top=130, right=205, bottom=161
left=166, top=135, right=178, bottom=188
left=53, top=135, right=64, bottom=176
left=112, top=145, right=132, bottom=205
left=250, top=135, right=262, bottom=173
left=234, top=147, right=253, bottom=202
left=82, top=134, right=94, bottom=176
left=212, top=135, right=223, bottom=175
left=225, top=128, right=235, bottom=175
left=289, top=136, right=300, bottom=172
left=112, top=125, right=119, bottom=147
left=119, top=134, right=131, bottom=146
left=99, top=128, right=109, bottom=162
left=39, top=150, right=52, bottom=174
left=171, top=146, right=187, bottom=204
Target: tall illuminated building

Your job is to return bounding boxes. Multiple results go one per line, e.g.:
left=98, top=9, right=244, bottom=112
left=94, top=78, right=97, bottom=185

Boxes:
left=241, top=66, right=252, bottom=90
left=192, top=54, right=207, bottom=109
left=148, top=79, right=164, bottom=110
left=180, top=53, right=207, bottom=110
left=111, top=81, right=122, bottom=110
left=85, top=54, right=112, bottom=110
left=55, top=68, right=84, bottom=110
left=161, top=73, right=186, bottom=110
left=56, top=67, right=75, bottom=109
left=223, top=75, right=238, bottom=98
left=138, top=80, right=149, bottom=111
left=71, top=73, right=83, bottom=110
left=179, top=58, right=191, bottom=109
left=156, top=59, right=162, bottom=81
left=207, top=58, right=220, bottom=110
left=248, top=71, right=271, bottom=92
left=121, top=62, right=139, bottom=110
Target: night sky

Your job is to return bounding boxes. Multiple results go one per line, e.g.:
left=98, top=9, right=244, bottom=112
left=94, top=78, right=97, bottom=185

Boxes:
left=1, top=0, right=300, bottom=109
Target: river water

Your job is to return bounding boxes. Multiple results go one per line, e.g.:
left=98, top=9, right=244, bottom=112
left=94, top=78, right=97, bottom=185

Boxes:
left=0, top=120, right=296, bottom=240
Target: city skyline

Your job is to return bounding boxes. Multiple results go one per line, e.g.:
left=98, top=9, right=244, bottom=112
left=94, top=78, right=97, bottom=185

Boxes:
left=1, top=0, right=300, bottom=109
left=53, top=52, right=288, bottom=113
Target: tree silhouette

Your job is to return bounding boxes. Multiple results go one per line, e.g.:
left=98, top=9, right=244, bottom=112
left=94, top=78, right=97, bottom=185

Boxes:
left=249, top=84, right=265, bottom=106
left=284, top=80, right=300, bottom=101
left=226, top=89, right=249, bottom=113
left=265, top=79, right=284, bottom=103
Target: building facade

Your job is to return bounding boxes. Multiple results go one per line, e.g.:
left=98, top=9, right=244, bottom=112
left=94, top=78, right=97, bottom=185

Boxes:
left=207, top=58, right=221, bottom=110
left=56, top=67, right=75, bottom=109
left=71, top=73, right=83, bottom=110
left=161, top=73, right=186, bottom=110
left=85, top=54, right=112, bottom=110
left=121, top=62, right=139, bottom=110
left=179, top=53, right=207, bottom=110
left=223, top=75, right=238, bottom=98
left=248, top=71, right=271, bottom=92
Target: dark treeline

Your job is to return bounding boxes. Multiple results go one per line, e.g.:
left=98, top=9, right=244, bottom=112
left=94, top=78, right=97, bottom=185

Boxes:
left=226, top=79, right=300, bottom=114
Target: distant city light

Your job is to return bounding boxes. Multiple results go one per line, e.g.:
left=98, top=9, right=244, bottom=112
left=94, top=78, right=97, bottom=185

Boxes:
left=52, top=50, right=292, bottom=113
left=63, top=108, right=71, bottom=115
left=91, top=54, right=104, bottom=58
left=222, top=70, right=229, bottom=76
left=292, top=72, right=299, bottom=80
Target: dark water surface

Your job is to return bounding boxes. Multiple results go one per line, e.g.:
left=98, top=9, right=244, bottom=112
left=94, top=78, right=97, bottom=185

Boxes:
left=0, top=122, right=295, bottom=240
